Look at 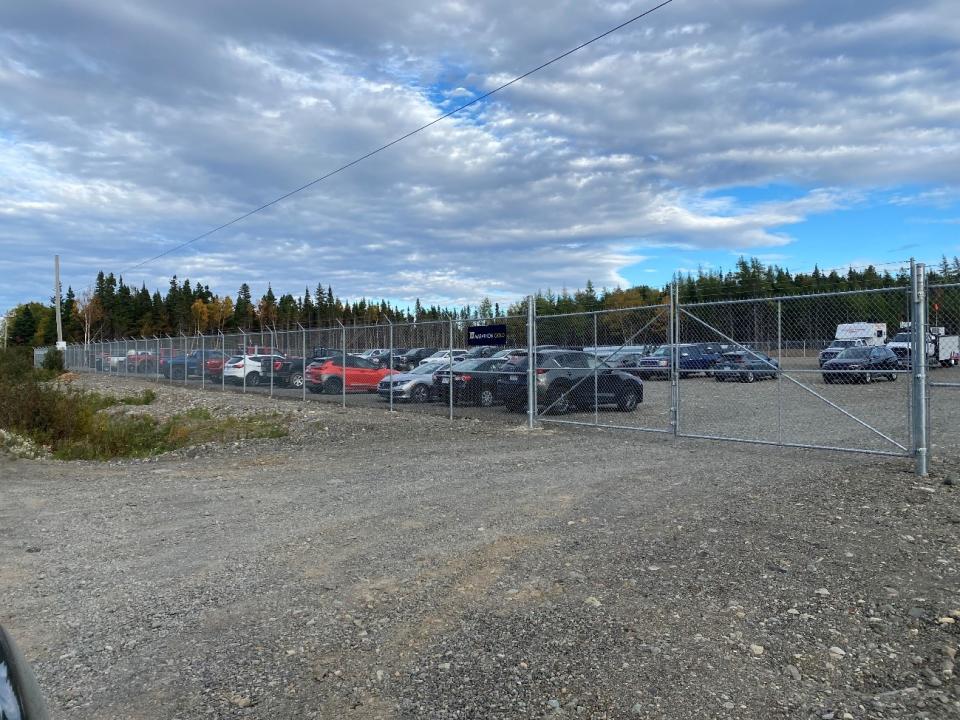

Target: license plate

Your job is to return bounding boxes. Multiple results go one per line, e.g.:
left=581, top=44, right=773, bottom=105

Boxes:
left=509, top=374, right=519, bottom=381
left=441, top=377, right=450, bottom=383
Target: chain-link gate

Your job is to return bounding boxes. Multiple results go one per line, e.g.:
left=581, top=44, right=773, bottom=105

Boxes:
left=677, top=286, right=914, bottom=458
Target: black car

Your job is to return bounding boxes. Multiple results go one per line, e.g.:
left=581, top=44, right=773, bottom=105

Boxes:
left=714, top=351, right=780, bottom=383
left=462, top=346, right=499, bottom=359
left=821, top=346, right=899, bottom=384
left=435, top=358, right=506, bottom=406
left=394, top=347, right=439, bottom=370
left=496, top=349, right=643, bottom=414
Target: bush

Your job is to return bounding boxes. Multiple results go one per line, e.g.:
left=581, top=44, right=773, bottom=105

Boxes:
left=42, top=348, right=65, bottom=373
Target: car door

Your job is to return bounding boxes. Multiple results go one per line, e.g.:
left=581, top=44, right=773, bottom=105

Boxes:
left=352, top=356, right=380, bottom=389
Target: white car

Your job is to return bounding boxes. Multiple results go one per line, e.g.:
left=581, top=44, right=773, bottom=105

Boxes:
left=222, top=354, right=285, bottom=386
left=419, top=349, right=468, bottom=366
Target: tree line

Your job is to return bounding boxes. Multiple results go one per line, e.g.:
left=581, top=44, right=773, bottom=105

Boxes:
left=7, top=256, right=960, bottom=347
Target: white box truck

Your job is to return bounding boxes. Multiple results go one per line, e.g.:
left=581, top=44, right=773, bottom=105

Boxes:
left=818, top=323, right=888, bottom=367
left=886, top=322, right=960, bottom=368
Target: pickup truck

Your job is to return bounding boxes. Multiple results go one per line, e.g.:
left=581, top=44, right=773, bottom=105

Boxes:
left=161, top=349, right=227, bottom=379
left=260, top=355, right=307, bottom=389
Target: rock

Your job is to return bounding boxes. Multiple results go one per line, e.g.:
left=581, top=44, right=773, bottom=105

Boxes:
left=584, top=596, right=602, bottom=607
left=632, top=703, right=643, bottom=715
left=750, top=644, right=765, bottom=656
left=785, top=664, right=801, bottom=681
left=937, top=617, right=956, bottom=625
left=828, top=646, right=846, bottom=659
left=944, top=473, right=957, bottom=486
left=547, top=698, right=561, bottom=710
left=438, top=662, right=451, bottom=671
left=230, top=695, right=254, bottom=708
left=908, top=606, right=926, bottom=618
left=814, top=588, right=830, bottom=596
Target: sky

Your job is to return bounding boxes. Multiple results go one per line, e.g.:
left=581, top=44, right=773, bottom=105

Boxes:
left=1, top=0, right=959, bottom=312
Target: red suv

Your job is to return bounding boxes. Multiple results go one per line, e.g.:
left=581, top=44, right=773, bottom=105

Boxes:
left=306, top=355, right=396, bottom=394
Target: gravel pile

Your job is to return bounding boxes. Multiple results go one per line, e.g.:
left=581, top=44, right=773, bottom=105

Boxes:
left=1, top=378, right=958, bottom=719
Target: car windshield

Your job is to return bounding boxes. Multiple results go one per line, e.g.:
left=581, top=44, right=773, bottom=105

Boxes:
left=837, top=347, right=871, bottom=359
left=411, top=362, right=444, bottom=374
left=831, top=340, right=859, bottom=348
left=226, top=356, right=242, bottom=364
left=651, top=346, right=672, bottom=357
left=891, top=333, right=911, bottom=343
left=452, top=359, right=486, bottom=370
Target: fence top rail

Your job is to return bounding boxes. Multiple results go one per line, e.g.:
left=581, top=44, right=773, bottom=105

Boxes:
left=536, top=303, right=668, bottom=320
left=679, top=285, right=910, bottom=309
left=929, top=282, right=960, bottom=290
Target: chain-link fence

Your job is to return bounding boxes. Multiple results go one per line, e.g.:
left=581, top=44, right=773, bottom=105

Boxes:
left=925, top=282, right=960, bottom=463
left=35, top=262, right=951, bottom=475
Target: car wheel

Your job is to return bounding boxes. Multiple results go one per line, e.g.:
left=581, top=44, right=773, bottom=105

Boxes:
left=324, top=377, right=342, bottom=395
left=888, top=372, right=897, bottom=382
left=863, top=372, right=872, bottom=384
left=477, top=388, right=496, bottom=407
left=411, top=384, right=430, bottom=403
left=744, top=371, right=756, bottom=383
left=617, top=387, right=639, bottom=412
left=289, top=372, right=304, bottom=389
left=246, top=371, right=261, bottom=387
left=545, top=385, right=571, bottom=414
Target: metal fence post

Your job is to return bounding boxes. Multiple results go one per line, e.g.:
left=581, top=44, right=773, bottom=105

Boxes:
left=242, top=331, right=247, bottom=394
left=218, top=331, right=226, bottom=393
left=777, top=300, right=783, bottom=446
left=269, top=326, right=276, bottom=398
left=448, top=317, right=454, bottom=421
left=669, top=280, right=678, bottom=437
left=527, top=295, right=536, bottom=429
left=337, top=320, right=346, bottom=408
left=381, top=315, right=394, bottom=412
left=200, top=333, right=205, bottom=390
left=593, top=311, right=599, bottom=427
left=180, top=333, right=188, bottom=387
left=296, top=323, right=307, bottom=402
left=911, top=260, right=929, bottom=476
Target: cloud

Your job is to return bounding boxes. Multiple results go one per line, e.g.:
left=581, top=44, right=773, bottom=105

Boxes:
left=1, top=0, right=959, bottom=311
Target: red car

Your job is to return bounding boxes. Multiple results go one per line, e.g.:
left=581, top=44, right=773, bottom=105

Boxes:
left=205, top=356, right=225, bottom=379
left=306, top=355, right=396, bottom=394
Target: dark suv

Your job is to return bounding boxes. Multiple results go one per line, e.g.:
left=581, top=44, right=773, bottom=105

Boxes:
left=496, top=349, right=643, bottom=414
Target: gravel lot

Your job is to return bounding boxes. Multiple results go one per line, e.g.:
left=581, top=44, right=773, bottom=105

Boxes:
left=2, top=374, right=960, bottom=719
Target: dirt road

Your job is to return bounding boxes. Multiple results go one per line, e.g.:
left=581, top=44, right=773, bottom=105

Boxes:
left=2, top=379, right=959, bottom=718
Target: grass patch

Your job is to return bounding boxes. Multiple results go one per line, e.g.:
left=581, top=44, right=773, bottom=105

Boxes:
left=0, top=348, right=286, bottom=460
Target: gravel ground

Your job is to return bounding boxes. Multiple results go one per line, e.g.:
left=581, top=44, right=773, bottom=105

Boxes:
left=2, top=375, right=960, bottom=719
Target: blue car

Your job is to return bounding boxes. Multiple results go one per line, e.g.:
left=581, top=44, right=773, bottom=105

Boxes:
left=634, top=344, right=721, bottom=379
left=714, top=350, right=780, bottom=383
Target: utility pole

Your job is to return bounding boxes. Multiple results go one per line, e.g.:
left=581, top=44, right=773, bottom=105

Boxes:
left=54, top=255, right=64, bottom=348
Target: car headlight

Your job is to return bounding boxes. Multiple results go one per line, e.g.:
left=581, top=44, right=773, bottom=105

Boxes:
left=658, top=360, right=668, bottom=367
left=846, top=364, right=862, bottom=370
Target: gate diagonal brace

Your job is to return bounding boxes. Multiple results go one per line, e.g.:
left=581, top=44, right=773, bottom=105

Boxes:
left=680, top=308, right=908, bottom=453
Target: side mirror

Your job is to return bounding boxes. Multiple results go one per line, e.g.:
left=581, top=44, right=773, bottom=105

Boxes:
left=0, top=625, right=48, bottom=719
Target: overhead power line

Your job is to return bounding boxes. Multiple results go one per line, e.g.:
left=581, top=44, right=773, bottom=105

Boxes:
left=124, top=0, right=676, bottom=273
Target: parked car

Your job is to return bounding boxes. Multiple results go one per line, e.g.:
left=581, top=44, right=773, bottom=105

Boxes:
left=821, top=346, right=899, bottom=384
left=496, top=349, right=643, bottom=414
left=162, top=349, right=228, bottom=379
left=205, top=355, right=226, bottom=380
left=435, top=358, right=507, bottom=406
left=419, top=349, right=468, bottom=366
left=260, top=355, right=307, bottom=388
left=394, top=347, right=439, bottom=370
left=307, top=354, right=396, bottom=394
left=222, top=354, right=286, bottom=386
left=818, top=339, right=868, bottom=367
left=462, top=346, right=500, bottom=359
left=601, top=352, right=648, bottom=377
left=714, top=351, right=780, bottom=382
left=125, top=350, right=157, bottom=374
left=633, top=344, right=720, bottom=379
left=377, top=361, right=448, bottom=403
left=490, top=345, right=559, bottom=359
